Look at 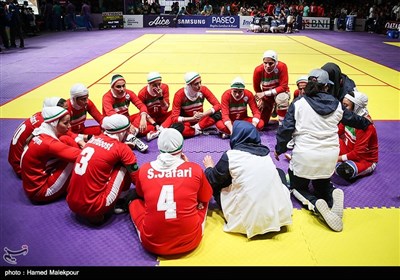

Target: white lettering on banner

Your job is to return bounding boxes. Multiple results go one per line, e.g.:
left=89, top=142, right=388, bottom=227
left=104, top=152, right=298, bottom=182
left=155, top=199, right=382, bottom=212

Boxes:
left=147, top=167, right=193, bottom=179
left=178, top=18, right=206, bottom=24
left=242, top=19, right=251, bottom=25
left=209, top=24, right=237, bottom=28
left=303, top=17, right=330, bottom=29
left=385, top=22, right=400, bottom=29
left=212, top=16, right=235, bottom=24
left=149, top=16, right=171, bottom=26
left=102, top=12, right=123, bottom=16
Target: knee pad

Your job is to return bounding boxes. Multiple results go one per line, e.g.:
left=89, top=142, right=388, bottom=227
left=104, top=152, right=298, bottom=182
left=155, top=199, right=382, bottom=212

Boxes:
left=275, top=92, right=290, bottom=111
left=170, top=122, right=184, bottom=134
left=254, top=26, right=262, bottom=32
left=211, top=111, right=222, bottom=122
left=335, top=162, right=355, bottom=180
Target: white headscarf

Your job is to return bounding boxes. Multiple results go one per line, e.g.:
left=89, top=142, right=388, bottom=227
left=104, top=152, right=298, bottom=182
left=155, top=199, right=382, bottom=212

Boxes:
left=345, top=91, right=369, bottom=116
left=263, top=50, right=278, bottom=74
left=184, top=72, right=201, bottom=101
left=33, top=106, right=69, bottom=139
left=102, top=114, right=130, bottom=142
left=43, top=97, right=63, bottom=108
left=70, top=83, right=89, bottom=110
left=146, top=72, right=162, bottom=97
left=151, top=128, right=184, bottom=171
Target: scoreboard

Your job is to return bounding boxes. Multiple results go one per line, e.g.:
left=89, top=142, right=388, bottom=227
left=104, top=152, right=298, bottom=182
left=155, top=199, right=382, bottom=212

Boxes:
left=102, top=12, right=124, bottom=29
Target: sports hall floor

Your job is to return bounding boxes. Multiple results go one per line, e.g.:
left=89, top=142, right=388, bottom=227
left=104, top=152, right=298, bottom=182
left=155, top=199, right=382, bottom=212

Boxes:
left=0, top=27, right=399, bottom=272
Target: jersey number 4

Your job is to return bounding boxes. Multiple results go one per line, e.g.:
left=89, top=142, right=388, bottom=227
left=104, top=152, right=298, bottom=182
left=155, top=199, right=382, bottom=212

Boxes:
left=158, top=185, right=177, bottom=219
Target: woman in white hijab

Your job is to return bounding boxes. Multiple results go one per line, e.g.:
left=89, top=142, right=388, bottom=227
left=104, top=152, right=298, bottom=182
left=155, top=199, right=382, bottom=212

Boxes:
left=20, top=106, right=81, bottom=203
left=8, top=97, right=67, bottom=178
left=129, top=128, right=213, bottom=255
left=335, top=91, right=378, bottom=181
left=169, top=72, right=222, bottom=138
left=67, top=114, right=140, bottom=225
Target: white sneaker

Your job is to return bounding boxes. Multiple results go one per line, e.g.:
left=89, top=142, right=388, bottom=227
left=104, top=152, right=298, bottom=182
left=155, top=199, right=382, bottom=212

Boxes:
left=331, top=188, right=344, bottom=218
left=126, top=135, right=148, bottom=153
left=146, top=130, right=160, bottom=142
left=221, top=133, right=230, bottom=139
left=315, top=199, right=343, bottom=232
left=286, top=139, right=294, bottom=149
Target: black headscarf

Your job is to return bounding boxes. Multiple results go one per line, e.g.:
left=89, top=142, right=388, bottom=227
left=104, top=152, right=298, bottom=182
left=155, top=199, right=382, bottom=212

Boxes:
left=230, top=120, right=270, bottom=156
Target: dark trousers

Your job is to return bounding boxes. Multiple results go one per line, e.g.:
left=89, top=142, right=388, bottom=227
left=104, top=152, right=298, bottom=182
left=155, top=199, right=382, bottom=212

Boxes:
left=288, top=168, right=335, bottom=207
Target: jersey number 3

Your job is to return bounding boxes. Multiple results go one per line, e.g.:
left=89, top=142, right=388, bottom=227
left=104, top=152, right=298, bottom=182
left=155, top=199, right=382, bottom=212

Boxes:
left=74, top=147, right=95, bottom=175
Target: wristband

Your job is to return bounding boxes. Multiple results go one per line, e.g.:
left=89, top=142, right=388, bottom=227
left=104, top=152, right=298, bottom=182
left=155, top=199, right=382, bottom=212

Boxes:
left=264, top=90, right=273, bottom=97
left=75, top=134, right=84, bottom=143
left=157, top=96, right=164, bottom=101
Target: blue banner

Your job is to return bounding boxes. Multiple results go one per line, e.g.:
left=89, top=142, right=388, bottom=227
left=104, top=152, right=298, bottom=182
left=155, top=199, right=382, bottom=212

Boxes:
left=175, top=15, right=239, bottom=28
left=143, top=15, right=176, bottom=28
left=208, top=16, right=240, bottom=28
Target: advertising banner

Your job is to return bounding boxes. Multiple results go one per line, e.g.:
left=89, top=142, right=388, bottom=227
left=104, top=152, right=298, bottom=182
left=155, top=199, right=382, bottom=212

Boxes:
left=102, top=12, right=124, bottom=29
left=143, top=15, right=176, bottom=28
left=175, top=15, right=239, bottom=28
left=302, top=17, right=330, bottom=30
left=123, top=15, right=144, bottom=28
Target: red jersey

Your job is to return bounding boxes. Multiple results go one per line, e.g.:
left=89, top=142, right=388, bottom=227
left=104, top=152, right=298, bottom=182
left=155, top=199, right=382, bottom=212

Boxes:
left=130, top=161, right=213, bottom=255
left=66, top=134, right=138, bottom=217
left=293, top=89, right=302, bottom=99
left=310, top=4, right=317, bottom=16
left=8, top=111, right=43, bottom=177
left=338, top=120, right=379, bottom=163
left=21, top=134, right=81, bottom=201
left=317, top=5, right=325, bottom=17
left=67, top=99, right=103, bottom=134
left=137, top=83, right=170, bottom=120
left=171, top=86, right=221, bottom=123
left=102, top=89, right=148, bottom=118
left=253, top=61, right=290, bottom=94
left=220, top=88, right=261, bottom=123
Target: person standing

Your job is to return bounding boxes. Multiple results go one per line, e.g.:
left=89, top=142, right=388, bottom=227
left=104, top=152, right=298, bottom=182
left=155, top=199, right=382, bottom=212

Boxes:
left=170, top=72, right=222, bottom=138
left=20, top=106, right=81, bottom=203
left=80, top=0, right=92, bottom=31
left=137, top=72, right=172, bottom=142
left=274, top=69, right=344, bottom=232
left=253, top=50, right=290, bottom=127
left=129, top=128, right=213, bottom=255
left=215, top=77, right=263, bottom=139
left=67, top=114, right=140, bottom=225
left=65, top=0, right=76, bottom=30
left=203, top=120, right=293, bottom=238
left=8, top=0, right=24, bottom=48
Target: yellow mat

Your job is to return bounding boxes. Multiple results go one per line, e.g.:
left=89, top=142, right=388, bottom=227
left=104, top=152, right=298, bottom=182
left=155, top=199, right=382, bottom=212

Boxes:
left=159, top=208, right=399, bottom=266
left=1, top=35, right=399, bottom=121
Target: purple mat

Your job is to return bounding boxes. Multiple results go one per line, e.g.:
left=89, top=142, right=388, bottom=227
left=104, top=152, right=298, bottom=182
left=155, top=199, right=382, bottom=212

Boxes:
left=1, top=28, right=399, bottom=267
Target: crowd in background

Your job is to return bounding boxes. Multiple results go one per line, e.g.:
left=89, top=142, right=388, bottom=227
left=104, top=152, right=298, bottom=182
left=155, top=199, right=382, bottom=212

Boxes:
left=1, top=0, right=399, bottom=51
